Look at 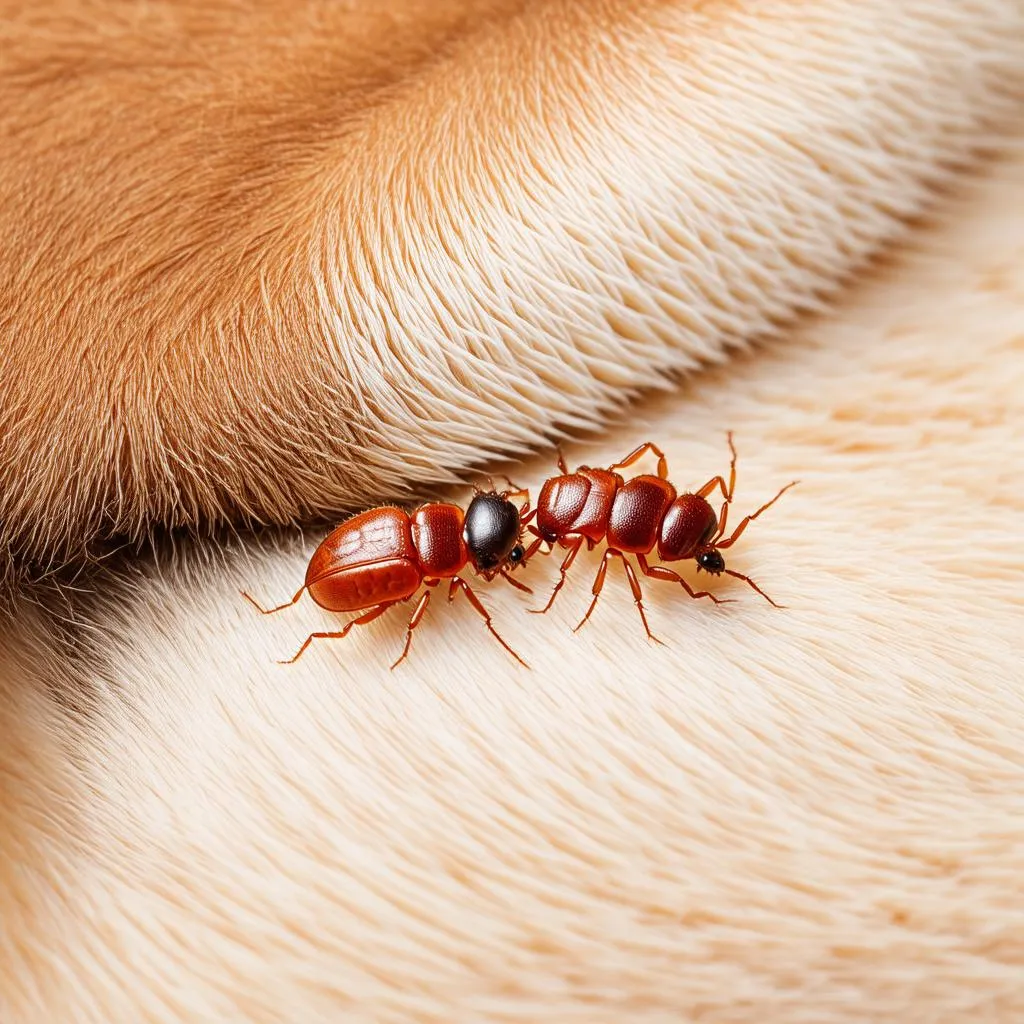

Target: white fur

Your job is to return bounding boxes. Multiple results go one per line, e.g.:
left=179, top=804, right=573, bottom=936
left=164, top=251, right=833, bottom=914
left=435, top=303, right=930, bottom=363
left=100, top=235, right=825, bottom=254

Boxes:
left=0, top=0, right=1022, bottom=571
left=3, top=141, right=1024, bottom=1021
left=3, top=1, right=1024, bottom=1020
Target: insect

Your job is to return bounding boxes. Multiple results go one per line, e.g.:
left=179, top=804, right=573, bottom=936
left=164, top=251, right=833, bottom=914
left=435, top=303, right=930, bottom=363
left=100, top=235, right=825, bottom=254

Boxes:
left=242, top=487, right=534, bottom=669
left=528, top=434, right=797, bottom=641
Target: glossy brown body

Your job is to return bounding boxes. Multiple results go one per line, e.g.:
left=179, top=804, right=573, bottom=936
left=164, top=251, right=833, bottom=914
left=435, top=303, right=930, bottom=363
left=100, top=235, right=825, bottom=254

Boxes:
left=529, top=437, right=796, bottom=640
left=305, top=504, right=469, bottom=612
left=536, top=468, right=619, bottom=546
left=657, top=493, right=719, bottom=561
left=537, top=469, right=716, bottom=563
left=245, top=488, right=533, bottom=670
left=608, top=476, right=678, bottom=554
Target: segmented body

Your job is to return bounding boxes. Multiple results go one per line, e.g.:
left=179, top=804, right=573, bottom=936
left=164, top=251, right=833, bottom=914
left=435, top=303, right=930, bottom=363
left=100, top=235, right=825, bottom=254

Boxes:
left=306, top=505, right=466, bottom=612
left=536, top=470, right=718, bottom=559
left=244, top=490, right=531, bottom=669
left=529, top=437, right=796, bottom=641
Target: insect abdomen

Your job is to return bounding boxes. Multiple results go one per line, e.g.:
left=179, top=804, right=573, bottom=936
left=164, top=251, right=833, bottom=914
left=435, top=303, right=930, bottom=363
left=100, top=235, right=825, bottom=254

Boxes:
left=308, top=558, right=422, bottom=612
left=304, top=506, right=421, bottom=611
left=657, top=494, right=718, bottom=561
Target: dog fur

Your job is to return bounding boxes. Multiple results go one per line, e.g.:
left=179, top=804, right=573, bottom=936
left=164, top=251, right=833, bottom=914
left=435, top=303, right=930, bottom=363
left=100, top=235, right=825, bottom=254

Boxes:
left=1, top=0, right=1021, bottom=578
left=2, top=1, right=1024, bottom=1021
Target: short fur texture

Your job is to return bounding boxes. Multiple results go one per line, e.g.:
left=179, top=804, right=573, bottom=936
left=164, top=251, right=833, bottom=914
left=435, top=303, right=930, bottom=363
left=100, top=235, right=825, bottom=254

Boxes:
left=1, top=0, right=1022, bottom=579
left=4, top=148, right=1023, bottom=1022
left=2, top=2, right=1024, bottom=1022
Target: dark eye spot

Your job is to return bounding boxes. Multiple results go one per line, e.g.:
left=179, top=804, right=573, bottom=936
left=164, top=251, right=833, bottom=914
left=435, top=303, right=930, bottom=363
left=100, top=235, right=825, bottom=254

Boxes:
left=508, top=545, right=525, bottom=564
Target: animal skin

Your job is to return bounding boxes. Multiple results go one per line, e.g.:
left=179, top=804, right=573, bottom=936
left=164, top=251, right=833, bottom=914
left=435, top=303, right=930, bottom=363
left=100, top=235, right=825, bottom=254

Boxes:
left=1, top=1, right=1024, bottom=1021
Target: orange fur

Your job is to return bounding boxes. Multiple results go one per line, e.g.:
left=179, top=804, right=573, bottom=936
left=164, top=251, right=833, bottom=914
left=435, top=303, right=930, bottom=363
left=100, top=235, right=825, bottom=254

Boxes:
left=3, top=145, right=1024, bottom=1022
left=2, top=0, right=1022, bottom=583
left=2, top=4, right=1024, bottom=1019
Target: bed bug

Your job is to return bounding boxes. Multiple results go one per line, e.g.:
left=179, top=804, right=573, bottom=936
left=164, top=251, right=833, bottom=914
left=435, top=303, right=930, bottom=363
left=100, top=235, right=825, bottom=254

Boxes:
left=528, top=435, right=797, bottom=641
left=243, top=486, right=534, bottom=669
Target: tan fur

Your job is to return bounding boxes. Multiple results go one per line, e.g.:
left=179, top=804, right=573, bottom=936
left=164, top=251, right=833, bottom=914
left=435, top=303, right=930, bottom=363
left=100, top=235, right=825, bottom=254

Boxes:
left=4, top=147, right=1024, bottom=1022
left=1, top=0, right=1022, bottom=579
left=2, top=1, right=1024, bottom=1021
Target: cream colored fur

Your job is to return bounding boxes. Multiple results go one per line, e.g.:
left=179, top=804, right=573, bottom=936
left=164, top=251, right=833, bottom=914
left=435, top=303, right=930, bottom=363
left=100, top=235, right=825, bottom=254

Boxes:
left=0, top=0, right=1021, bottom=576
left=2, top=2, right=1024, bottom=1022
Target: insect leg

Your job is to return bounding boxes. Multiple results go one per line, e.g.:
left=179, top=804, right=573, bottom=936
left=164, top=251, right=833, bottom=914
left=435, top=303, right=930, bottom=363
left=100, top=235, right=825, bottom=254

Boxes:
left=573, top=548, right=648, bottom=636
left=531, top=536, right=584, bottom=615
left=499, top=477, right=528, bottom=498
left=723, top=569, right=785, bottom=608
left=715, top=480, right=799, bottom=547
left=242, top=585, right=306, bottom=615
left=696, top=431, right=739, bottom=503
left=391, top=589, right=433, bottom=669
left=499, top=568, right=533, bottom=594
left=715, top=498, right=730, bottom=544
left=609, top=441, right=668, bottom=480
left=619, top=554, right=664, bottom=645
left=636, top=554, right=733, bottom=605
left=278, top=602, right=393, bottom=664
left=522, top=535, right=547, bottom=567
left=449, top=576, right=529, bottom=668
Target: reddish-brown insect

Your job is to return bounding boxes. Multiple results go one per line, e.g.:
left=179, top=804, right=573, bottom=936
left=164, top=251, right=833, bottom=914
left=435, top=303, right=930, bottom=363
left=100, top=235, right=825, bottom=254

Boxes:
left=243, top=487, right=534, bottom=669
left=527, top=435, right=797, bottom=641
